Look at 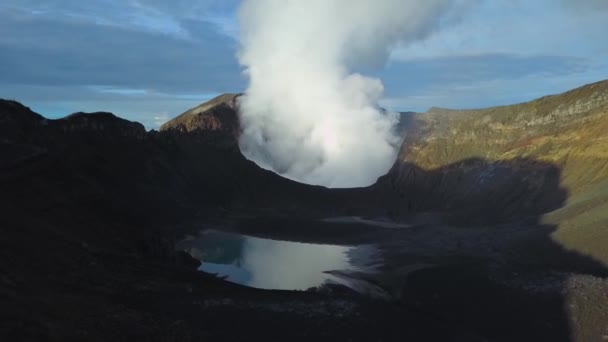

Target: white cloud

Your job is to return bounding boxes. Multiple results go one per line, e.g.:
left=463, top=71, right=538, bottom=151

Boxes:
left=237, top=0, right=473, bottom=188
left=391, top=0, right=608, bottom=62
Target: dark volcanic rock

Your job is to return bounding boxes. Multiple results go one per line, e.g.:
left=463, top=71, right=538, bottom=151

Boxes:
left=0, top=102, right=476, bottom=339
left=0, top=100, right=44, bottom=142
left=376, top=157, right=567, bottom=224
left=2, top=80, right=608, bottom=341
left=57, top=112, right=146, bottom=139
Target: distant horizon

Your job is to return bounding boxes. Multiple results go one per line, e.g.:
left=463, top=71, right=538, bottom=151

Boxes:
left=6, top=77, right=606, bottom=130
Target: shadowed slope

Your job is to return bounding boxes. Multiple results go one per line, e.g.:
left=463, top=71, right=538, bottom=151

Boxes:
left=1, top=80, right=607, bottom=341
left=378, top=80, right=608, bottom=262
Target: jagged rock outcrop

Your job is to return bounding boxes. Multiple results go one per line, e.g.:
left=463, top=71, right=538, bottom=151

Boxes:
left=158, top=93, right=241, bottom=149
left=161, top=93, right=240, bottom=136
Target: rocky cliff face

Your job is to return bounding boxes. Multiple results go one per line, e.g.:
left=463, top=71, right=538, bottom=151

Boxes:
left=388, top=80, right=608, bottom=179
left=0, top=95, right=356, bottom=229
left=376, top=80, right=608, bottom=261
left=161, top=94, right=240, bottom=135
left=5, top=81, right=606, bottom=225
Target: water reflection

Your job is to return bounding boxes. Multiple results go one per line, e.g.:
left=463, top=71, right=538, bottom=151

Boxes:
left=178, top=231, right=372, bottom=290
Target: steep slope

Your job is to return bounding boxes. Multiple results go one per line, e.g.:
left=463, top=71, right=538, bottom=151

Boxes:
left=391, top=80, right=608, bottom=178
left=160, top=93, right=240, bottom=138
left=0, top=95, right=366, bottom=240
left=378, top=80, right=608, bottom=261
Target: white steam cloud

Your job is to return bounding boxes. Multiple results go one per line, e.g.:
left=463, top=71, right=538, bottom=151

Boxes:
left=237, top=0, right=470, bottom=187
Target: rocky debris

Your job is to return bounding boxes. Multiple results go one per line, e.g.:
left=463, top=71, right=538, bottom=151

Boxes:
left=197, top=296, right=359, bottom=317
left=492, top=270, right=608, bottom=298
left=490, top=269, right=571, bottom=295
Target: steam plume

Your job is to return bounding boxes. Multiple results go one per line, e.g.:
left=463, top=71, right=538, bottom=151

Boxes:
left=237, top=0, right=466, bottom=187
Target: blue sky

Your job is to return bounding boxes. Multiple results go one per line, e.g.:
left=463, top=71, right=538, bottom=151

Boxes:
left=1, top=0, right=607, bottom=129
